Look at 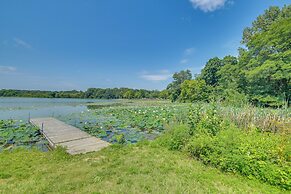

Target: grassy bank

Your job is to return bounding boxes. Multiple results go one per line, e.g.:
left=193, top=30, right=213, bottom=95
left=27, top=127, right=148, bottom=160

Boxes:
left=0, top=143, right=287, bottom=194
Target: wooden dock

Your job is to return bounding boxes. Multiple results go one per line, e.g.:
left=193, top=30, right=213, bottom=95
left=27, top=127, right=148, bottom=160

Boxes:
left=30, top=117, right=110, bottom=155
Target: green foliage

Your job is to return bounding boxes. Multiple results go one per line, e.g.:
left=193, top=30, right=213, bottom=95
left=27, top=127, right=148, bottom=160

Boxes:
left=159, top=102, right=291, bottom=190
left=179, top=79, right=211, bottom=102
left=0, top=89, right=84, bottom=98
left=158, top=89, right=169, bottom=99
left=105, top=105, right=187, bottom=132
left=220, top=89, right=249, bottom=107
left=0, top=88, right=162, bottom=100
left=167, top=69, right=192, bottom=102
left=217, top=55, right=239, bottom=89
left=187, top=103, right=222, bottom=136
left=158, top=124, right=191, bottom=150
left=200, top=57, right=223, bottom=86
left=198, top=103, right=223, bottom=136
left=251, top=95, right=286, bottom=108
left=0, top=120, right=47, bottom=151
left=187, top=127, right=291, bottom=190
left=239, top=6, right=291, bottom=107
left=113, top=133, right=126, bottom=144
left=171, top=69, right=193, bottom=85
left=187, top=103, right=203, bottom=133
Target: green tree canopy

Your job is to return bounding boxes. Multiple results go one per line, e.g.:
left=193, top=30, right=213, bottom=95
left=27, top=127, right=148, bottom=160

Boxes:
left=179, top=79, right=210, bottom=102
left=239, top=5, right=291, bottom=107
left=167, top=70, right=192, bottom=101
left=200, top=57, right=223, bottom=86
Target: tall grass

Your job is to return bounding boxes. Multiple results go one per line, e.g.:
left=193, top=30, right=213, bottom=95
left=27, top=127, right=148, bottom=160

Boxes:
left=219, top=105, right=290, bottom=133
left=192, top=103, right=290, bottom=133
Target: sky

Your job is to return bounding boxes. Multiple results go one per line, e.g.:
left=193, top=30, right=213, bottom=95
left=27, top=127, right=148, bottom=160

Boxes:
left=0, top=0, right=289, bottom=91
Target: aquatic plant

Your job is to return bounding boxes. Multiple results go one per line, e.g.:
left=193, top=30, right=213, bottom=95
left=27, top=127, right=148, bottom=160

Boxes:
left=0, top=120, right=47, bottom=151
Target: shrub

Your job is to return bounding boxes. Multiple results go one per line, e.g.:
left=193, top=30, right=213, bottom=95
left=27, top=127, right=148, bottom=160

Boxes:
left=157, top=124, right=191, bottom=151
left=187, top=126, right=291, bottom=190
left=188, top=103, right=223, bottom=136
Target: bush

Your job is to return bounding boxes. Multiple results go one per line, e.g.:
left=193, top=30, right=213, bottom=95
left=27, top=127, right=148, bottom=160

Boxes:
left=251, top=95, right=286, bottom=108
left=188, top=103, right=223, bottom=136
left=157, top=124, right=191, bottom=151
left=187, top=126, right=291, bottom=190
left=222, top=89, right=249, bottom=107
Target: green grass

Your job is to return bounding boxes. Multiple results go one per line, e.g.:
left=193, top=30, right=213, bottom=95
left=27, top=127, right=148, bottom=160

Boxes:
left=0, top=143, right=286, bottom=194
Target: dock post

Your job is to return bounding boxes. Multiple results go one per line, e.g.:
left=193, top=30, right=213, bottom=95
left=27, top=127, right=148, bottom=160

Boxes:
left=28, top=112, right=31, bottom=123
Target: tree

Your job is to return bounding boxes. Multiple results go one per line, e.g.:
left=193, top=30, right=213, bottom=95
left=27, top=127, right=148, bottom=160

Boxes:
left=167, top=70, right=192, bottom=102
left=159, top=89, right=169, bottom=99
left=179, top=79, right=210, bottom=102
left=200, top=57, right=223, bottom=86
left=217, top=55, right=239, bottom=90
left=239, top=5, right=291, bottom=107
left=242, top=6, right=281, bottom=44
left=123, top=90, right=135, bottom=99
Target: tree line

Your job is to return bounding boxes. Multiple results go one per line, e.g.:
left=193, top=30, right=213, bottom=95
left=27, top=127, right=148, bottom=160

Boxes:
left=166, top=5, right=290, bottom=108
left=0, top=88, right=163, bottom=99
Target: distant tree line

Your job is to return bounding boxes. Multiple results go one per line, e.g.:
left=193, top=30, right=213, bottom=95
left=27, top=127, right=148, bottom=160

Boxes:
left=0, top=88, right=164, bottom=99
left=84, top=88, right=161, bottom=99
left=166, top=6, right=291, bottom=108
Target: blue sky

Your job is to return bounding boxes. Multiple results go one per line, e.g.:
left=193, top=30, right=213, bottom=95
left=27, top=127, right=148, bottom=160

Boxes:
left=0, top=0, right=289, bottom=91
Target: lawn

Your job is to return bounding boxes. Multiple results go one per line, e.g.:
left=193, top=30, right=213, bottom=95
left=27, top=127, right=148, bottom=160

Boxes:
left=0, top=142, right=286, bottom=194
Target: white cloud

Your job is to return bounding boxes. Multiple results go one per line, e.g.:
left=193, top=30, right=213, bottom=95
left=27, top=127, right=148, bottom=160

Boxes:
left=140, top=70, right=172, bottom=81
left=180, top=47, right=195, bottom=65
left=0, top=66, right=17, bottom=74
left=189, top=0, right=227, bottom=12
left=13, top=38, right=32, bottom=49
left=180, top=59, right=189, bottom=64
left=184, top=47, right=195, bottom=55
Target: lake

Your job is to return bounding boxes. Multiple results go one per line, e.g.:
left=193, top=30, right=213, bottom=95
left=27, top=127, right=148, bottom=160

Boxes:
left=0, top=97, right=115, bottom=120
left=0, top=97, right=165, bottom=145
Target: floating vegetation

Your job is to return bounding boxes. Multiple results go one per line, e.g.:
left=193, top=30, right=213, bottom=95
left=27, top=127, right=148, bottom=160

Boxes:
left=0, top=120, right=48, bottom=151
left=59, top=103, right=188, bottom=144
left=86, top=102, right=125, bottom=109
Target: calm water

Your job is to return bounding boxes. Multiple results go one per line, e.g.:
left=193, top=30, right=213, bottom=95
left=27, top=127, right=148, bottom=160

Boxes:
left=0, top=97, right=115, bottom=120
left=0, top=97, right=159, bottom=145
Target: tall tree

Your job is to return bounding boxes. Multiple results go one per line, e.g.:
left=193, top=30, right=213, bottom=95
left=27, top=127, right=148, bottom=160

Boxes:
left=239, top=5, right=291, bottom=107
left=200, top=57, right=223, bottom=86
left=167, top=70, right=192, bottom=102
left=217, top=55, right=239, bottom=90
left=179, top=79, right=210, bottom=102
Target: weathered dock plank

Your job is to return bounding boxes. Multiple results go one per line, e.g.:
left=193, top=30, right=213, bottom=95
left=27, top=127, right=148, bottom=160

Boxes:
left=30, top=117, right=110, bottom=155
